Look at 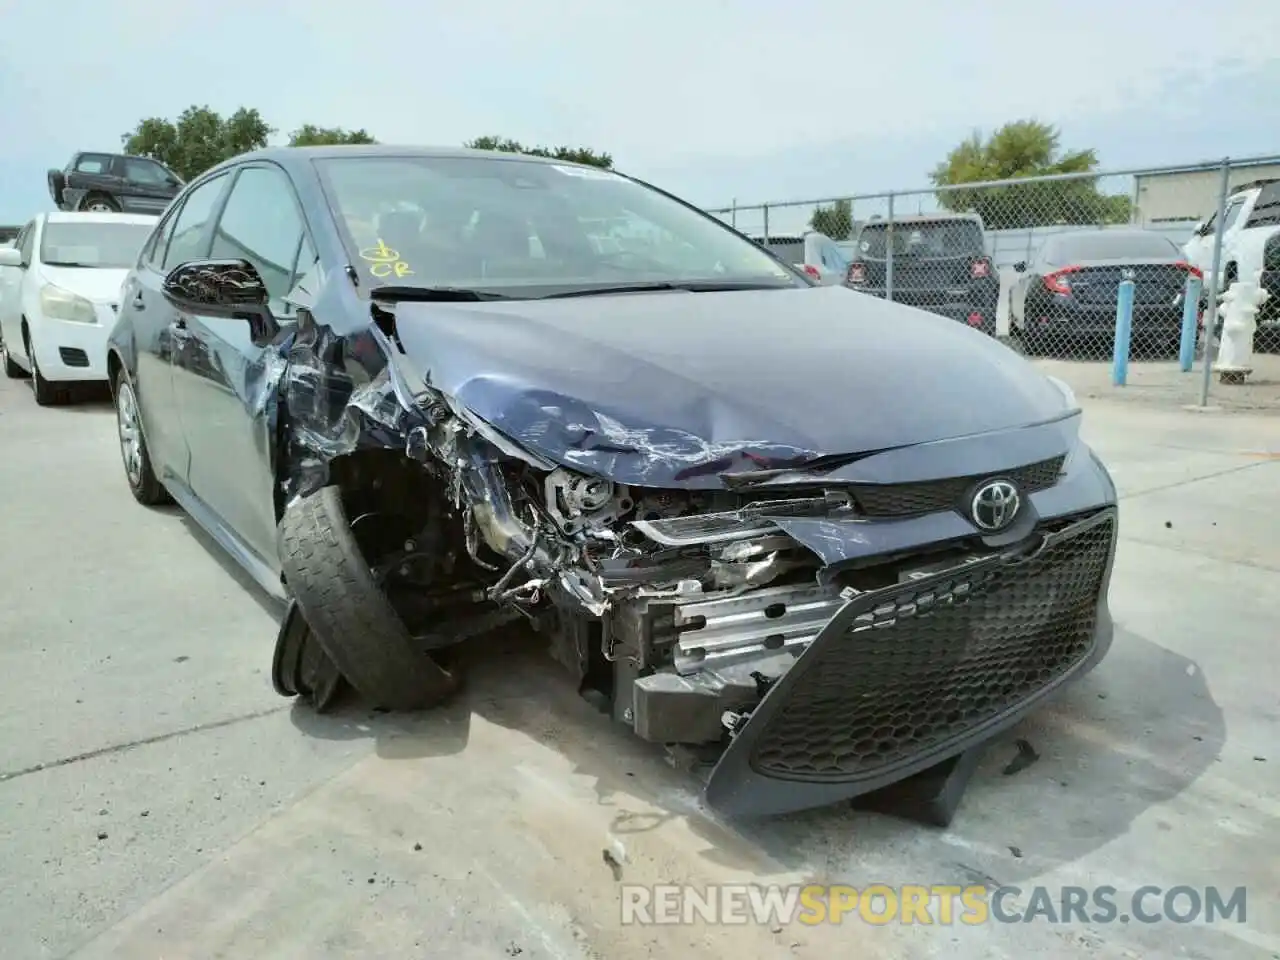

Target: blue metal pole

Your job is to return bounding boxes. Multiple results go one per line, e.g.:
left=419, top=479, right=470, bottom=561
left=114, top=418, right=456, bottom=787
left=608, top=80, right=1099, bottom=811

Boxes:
left=1112, top=279, right=1135, bottom=385
left=1179, top=275, right=1203, bottom=372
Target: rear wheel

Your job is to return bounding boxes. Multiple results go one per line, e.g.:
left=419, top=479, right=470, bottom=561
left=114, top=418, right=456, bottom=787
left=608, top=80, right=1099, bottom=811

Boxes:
left=278, top=485, right=459, bottom=712
left=114, top=370, right=171, bottom=505
left=82, top=193, right=119, bottom=213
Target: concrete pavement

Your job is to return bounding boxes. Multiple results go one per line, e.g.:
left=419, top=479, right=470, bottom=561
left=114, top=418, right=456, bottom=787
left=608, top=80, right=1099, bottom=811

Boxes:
left=0, top=371, right=1276, bottom=959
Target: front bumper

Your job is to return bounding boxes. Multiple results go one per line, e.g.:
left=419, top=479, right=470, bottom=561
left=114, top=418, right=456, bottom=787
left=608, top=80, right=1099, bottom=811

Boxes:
left=702, top=506, right=1116, bottom=816
left=1028, top=303, right=1182, bottom=339
left=614, top=435, right=1118, bottom=817
left=29, top=305, right=114, bottom=381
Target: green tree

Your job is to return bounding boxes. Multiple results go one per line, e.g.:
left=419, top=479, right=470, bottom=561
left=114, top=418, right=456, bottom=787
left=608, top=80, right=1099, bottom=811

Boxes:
left=288, top=124, right=377, bottom=146
left=464, top=135, right=613, bottom=169
left=809, top=198, right=853, bottom=239
left=930, top=120, right=1131, bottom=229
left=122, top=105, right=273, bottom=180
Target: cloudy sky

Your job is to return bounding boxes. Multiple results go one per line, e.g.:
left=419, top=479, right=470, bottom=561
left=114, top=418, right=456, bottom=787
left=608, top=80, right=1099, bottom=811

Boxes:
left=2, top=0, right=1278, bottom=227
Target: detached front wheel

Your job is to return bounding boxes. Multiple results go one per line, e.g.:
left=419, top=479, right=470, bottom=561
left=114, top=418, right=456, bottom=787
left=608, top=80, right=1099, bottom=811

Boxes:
left=278, top=485, right=459, bottom=712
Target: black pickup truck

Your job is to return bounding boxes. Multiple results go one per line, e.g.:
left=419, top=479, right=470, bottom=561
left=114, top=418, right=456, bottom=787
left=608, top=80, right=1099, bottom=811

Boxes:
left=47, top=151, right=184, bottom=214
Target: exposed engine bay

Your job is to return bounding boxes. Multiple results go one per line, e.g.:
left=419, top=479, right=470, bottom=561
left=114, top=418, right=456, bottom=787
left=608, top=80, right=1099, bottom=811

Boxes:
left=270, top=288, right=1118, bottom=818
left=365, top=384, right=1069, bottom=753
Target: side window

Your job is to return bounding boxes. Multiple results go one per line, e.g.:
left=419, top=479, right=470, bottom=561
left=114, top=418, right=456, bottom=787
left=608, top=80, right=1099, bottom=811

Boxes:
left=1245, top=184, right=1280, bottom=228
left=124, top=158, right=171, bottom=186
left=75, top=154, right=111, bottom=174
left=164, top=173, right=230, bottom=270
left=209, top=165, right=309, bottom=302
left=145, top=203, right=184, bottom=270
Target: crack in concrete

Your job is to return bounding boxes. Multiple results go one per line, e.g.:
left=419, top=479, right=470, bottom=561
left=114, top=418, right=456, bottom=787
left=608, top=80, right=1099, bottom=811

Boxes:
left=1116, top=457, right=1277, bottom=502
left=0, top=705, right=291, bottom=785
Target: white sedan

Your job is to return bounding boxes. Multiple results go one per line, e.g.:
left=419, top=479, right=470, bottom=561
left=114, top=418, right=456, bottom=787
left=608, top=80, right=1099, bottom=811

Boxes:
left=0, top=211, right=157, bottom=405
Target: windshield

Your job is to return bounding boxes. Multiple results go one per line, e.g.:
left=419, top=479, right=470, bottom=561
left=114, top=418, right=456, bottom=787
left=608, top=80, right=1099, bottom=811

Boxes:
left=856, top=220, right=984, bottom=258
left=315, top=155, right=800, bottom=297
left=39, top=220, right=155, bottom=268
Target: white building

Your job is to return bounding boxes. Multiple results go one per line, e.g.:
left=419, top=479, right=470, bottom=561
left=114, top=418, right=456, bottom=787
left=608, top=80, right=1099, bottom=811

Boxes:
left=1133, top=160, right=1280, bottom=226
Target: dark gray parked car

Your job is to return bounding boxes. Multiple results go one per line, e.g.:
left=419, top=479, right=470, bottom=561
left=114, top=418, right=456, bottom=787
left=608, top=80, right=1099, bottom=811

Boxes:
left=105, top=144, right=1118, bottom=818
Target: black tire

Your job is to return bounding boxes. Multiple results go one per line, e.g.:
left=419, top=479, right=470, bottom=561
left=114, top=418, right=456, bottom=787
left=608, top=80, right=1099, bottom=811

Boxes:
left=81, top=192, right=120, bottom=213
left=278, top=485, right=459, bottom=712
left=25, top=332, right=60, bottom=406
left=3, top=341, right=27, bottom=379
left=113, top=369, right=171, bottom=505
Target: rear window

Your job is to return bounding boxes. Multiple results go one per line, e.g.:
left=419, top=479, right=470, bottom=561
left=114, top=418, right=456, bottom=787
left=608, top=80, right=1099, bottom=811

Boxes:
left=856, top=220, right=984, bottom=258
left=1045, top=232, right=1179, bottom=262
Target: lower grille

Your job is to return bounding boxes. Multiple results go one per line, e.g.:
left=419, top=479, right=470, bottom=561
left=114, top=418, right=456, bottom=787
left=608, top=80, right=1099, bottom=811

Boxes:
left=58, top=347, right=89, bottom=368
left=749, top=512, right=1114, bottom=782
left=850, top=455, right=1065, bottom=518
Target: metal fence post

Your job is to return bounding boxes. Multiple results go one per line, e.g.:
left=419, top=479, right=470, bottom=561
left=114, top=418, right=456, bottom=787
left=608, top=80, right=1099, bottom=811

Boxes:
left=885, top=192, right=895, bottom=302
left=762, top=204, right=770, bottom=246
left=1179, top=275, right=1203, bottom=372
left=1112, top=279, right=1135, bottom=385
left=1198, top=159, right=1232, bottom=406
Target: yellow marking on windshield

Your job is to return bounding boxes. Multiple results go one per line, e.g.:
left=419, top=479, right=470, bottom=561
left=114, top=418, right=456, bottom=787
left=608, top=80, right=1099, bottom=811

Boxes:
left=359, top=238, right=414, bottom=278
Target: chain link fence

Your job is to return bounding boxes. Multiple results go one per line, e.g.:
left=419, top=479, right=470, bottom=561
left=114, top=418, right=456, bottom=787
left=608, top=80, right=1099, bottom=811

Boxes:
left=709, top=157, right=1280, bottom=412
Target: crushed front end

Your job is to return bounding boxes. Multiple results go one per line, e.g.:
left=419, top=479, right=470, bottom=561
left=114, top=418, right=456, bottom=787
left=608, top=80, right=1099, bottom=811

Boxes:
left=402, top=388, right=1118, bottom=818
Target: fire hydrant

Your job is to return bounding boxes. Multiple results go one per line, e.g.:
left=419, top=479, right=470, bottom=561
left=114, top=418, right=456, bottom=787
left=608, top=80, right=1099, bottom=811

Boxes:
left=1215, top=276, right=1271, bottom=384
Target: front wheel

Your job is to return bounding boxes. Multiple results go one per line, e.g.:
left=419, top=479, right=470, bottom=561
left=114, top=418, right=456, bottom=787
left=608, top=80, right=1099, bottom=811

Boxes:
left=3, top=341, right=27, bottom=379
left=278, top=485, right=459, bottom=712
left=26, top=334, right=60, bottom=406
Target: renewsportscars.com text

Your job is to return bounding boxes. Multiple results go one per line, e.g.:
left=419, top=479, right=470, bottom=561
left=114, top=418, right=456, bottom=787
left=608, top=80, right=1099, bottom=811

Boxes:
left=621, top=883, right=1248, bottom=926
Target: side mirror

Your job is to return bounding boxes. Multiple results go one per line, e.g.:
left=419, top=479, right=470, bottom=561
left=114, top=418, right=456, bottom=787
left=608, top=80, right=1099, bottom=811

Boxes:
left=163, top=259, right=278, bottom=342
left=0, top=246, right=23, bottom=268
left=1192, top=221, right=1206, bottom=235
left=1013, top=260, right=1027, bottom=273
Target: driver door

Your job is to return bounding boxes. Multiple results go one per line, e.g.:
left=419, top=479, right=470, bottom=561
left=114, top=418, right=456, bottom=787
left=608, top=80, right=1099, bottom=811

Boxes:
left=169, top=162, right=315, bottom=575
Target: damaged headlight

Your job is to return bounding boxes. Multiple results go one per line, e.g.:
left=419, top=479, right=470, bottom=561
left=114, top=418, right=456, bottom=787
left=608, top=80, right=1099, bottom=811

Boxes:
left=544, top=466, right=633, bottom=535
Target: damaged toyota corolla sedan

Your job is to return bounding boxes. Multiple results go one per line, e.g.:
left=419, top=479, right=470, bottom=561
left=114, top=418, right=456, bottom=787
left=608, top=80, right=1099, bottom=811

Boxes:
left=106, top=145, right=1118, bottom=817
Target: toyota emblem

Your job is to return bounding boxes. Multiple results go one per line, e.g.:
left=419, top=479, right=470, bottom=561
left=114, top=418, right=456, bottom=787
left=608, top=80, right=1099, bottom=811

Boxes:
left=970, top=480, right=1021, bottom=531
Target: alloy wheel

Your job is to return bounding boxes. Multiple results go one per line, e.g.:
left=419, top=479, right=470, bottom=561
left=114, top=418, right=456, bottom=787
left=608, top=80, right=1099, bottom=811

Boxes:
left=116, top=380, right=143, bottom=487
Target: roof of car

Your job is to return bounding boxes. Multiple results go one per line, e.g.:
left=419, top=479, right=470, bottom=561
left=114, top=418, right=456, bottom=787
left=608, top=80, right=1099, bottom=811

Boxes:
left=207, top=144, right=588, bottom=176
left=1045, top=228, right=1171, bottom=242
left=862, top=212, right=982, bottom=226
left=43, top=211, right=159, bottom=225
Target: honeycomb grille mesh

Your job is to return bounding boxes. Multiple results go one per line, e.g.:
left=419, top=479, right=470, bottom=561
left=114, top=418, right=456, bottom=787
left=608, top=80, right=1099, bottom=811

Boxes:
left=849, top=455, right=1066, bottom=518
left=749, top=515, right=1113, bottom=782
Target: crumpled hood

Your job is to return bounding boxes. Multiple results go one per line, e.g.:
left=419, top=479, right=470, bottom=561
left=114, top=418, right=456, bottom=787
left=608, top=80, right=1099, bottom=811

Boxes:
left=391, top=285, right=1069, bottom=488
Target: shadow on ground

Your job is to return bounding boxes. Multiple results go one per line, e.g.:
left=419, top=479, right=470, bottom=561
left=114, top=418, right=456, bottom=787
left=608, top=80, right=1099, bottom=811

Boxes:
left=287, top=621, right=1225, bottom=886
